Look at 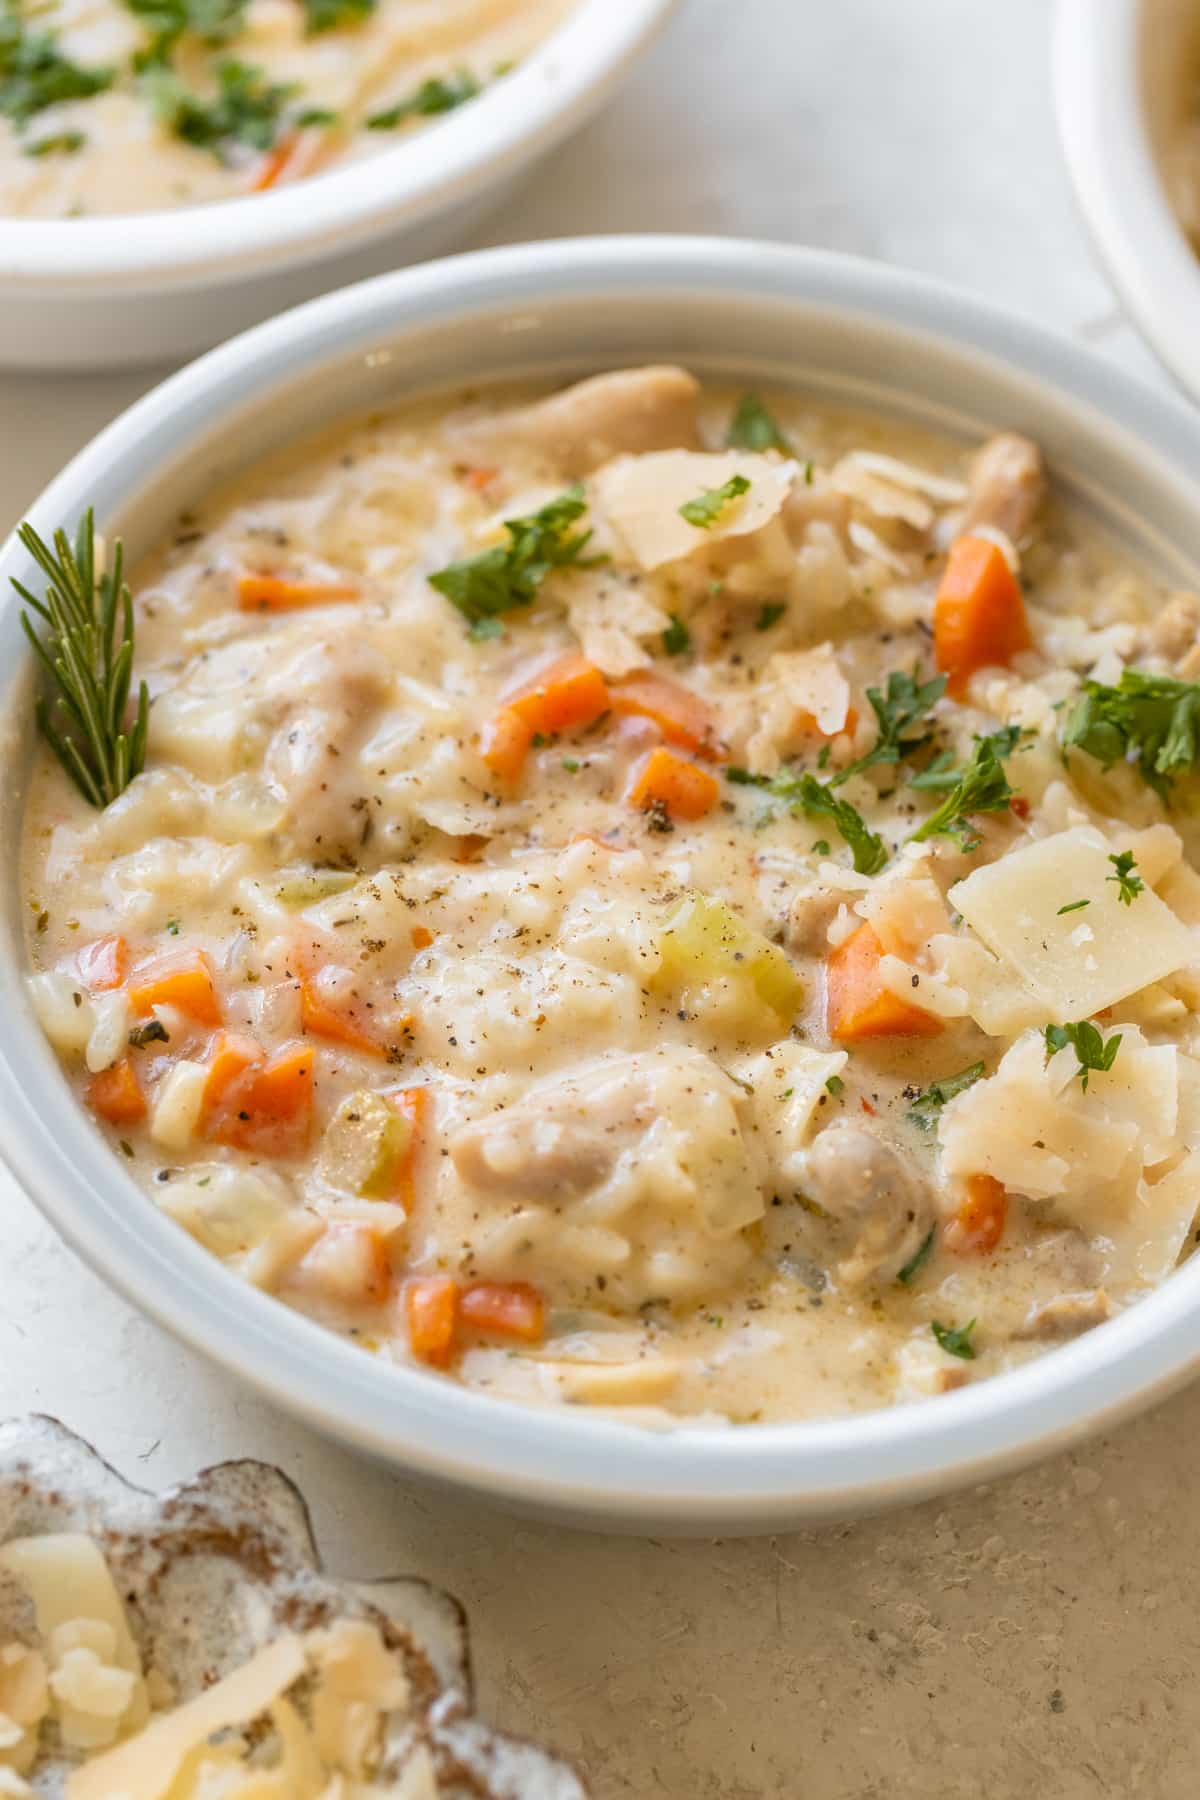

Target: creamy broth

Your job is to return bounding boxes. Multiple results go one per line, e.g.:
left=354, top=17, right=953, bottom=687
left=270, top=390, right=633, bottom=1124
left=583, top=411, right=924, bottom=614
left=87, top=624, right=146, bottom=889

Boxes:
left=0, top=0, right=568, bottom=217
left=20, top=367, right=1200, bottom=1424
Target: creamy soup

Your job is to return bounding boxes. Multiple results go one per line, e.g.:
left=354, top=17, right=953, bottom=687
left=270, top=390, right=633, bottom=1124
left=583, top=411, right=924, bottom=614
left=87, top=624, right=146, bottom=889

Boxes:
left=0, top=0, right=568, bottom=216
left=19, top=366, right=1200, bottom=1424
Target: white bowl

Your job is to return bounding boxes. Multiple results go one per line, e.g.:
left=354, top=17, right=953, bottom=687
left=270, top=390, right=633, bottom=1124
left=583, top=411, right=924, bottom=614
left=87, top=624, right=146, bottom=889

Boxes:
left=0, top=0, right=674, bottom=372
left=6, top=236, right=1200, bottom=1535
left=1055, top=0, right=1200, bottom=401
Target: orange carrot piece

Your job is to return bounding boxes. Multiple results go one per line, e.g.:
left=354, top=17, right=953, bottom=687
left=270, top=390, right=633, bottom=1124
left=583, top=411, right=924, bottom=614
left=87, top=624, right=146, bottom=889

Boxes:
left=507, top=653, right=610, bottom=736
left=200, top=1030, right=265, bottom=1121
left=626, top=746, right=720, bottom=822
left=206, top=1038, right=314, bottom=1156
left=460, top=1281, right=545, bottom=1343
left=933, top=535, right=1031, bottom=699
left=610, top=672, right=717, bottom=757
left=87, top=1058, right=146, bottom=1125
left=247, top=128, right=328, bottom=192
left=127, top=950, right=222, bottom=1027
left=76, top=934, right=129, bottom=993
left=945, top=1174, right=1008, bottom=1255
left=410, top=925, right=434, bottom=950
left=796, top=704, right=859, bottom=741
left=406, top=1275, right=459, bottom=1367
left=825, top=922, right=943, bottom=1042
left=237, top=573, right=359, bottom=612
left=290, top=1222, right=393, bottom=1306
left=299, top=973, right=385, bottom=1057
left=480, top=707, right=534, bottom=782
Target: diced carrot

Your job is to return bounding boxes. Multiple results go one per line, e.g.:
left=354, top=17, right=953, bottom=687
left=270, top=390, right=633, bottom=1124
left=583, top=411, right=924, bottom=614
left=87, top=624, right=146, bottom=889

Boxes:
left=201, top=1030, right=265, bottom=1121
left=460, top=1281, right=545, bottom=1343
left=480, top=706, right=534, bottom=782
left=945, top=1174, right=1008, bottom=1255
left=87, top=1058, right=146, bottom=1125
left=246, top=128, right=329, bottom=192
left=288, top=1222, right=393, bottom=1307
left=406, top=1275, right=459, bottom=1367
left=410, top=925, right=434, bottom=950
left=293, top=932, right=390, bottom=1057
left=933, top=535, right=1031, bottom=699
left=128, top=950, right=222, bottom=1027
left=237, top=572, right=359, bottom=612
left=796, top=705, right=859, bottom=741
left=383, top=1085, right=428, bottom=1209
left=507, top=653, right=610, bottom=736
left=626, top=746, right=720, bottom=822
left=76, top=934, right=129, bottom=993
left=205, top=1038, right=314, bottom=1156
left=825, top=922, right=943, bottom=1041
left=610, top=672, right=717, bottom=758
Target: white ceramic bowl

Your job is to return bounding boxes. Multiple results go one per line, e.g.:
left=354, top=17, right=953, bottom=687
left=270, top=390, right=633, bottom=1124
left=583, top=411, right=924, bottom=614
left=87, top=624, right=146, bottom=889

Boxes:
left=1055, top=0, right=1200, bottom=401
left=0, top=0, right=674, bottom=372
left=6, top=236, right=1200, bottom=1535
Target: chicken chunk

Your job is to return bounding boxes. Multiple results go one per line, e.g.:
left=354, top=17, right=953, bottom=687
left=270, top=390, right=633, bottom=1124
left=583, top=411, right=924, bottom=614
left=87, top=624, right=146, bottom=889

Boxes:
left=1014, top=1290, right=1111, bottom=1341
left=802, top=1125, right=935, bottom=1288
left=453, top=366, right=702, bottom=478
left=960, top=432, right=1045, bottom=543
left=262, top=636, right=391, bottom=857
left=1149, top=590, right=1200, bottom=663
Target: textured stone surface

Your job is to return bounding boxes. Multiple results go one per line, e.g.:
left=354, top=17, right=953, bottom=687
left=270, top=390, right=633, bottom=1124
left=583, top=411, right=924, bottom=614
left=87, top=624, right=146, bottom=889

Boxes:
left=2, top=2, right=1197, bottom=1794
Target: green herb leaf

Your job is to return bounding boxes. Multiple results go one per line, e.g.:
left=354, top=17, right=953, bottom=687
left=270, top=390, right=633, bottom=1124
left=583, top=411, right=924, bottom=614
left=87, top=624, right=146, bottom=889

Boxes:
left=1061, top=669, right=1200, bottom=799
left=1106, top=849, right=1144, bottom=907
left=725, top=394, right=792, bottom=455
left=429, top=485, right=598, bottom=630
left=294, top=104, right=338, bottom=126
left=832, top=667, right=946, bottom=788
left=932, top=1318, right=976, bottom=1360
left=679, top=474, right=751, bottom=530
left=810, top=838, right=830, bottom=856
left=728, top=767, right=888, bottom=875
left=909, top=731, right=1016, bottom=850
left=756, top=602, right=786, bottom=632
left=663, top=613, right=690, bottom=656
left=144, top=58, right=296, bottom=154
left=1056, top=899, right=1090, bottom=916
left=366, top=68, right=479, bottom=129
left=300, top=0, right=372, bottom=31
left=562, top=756, right=580, bottom=773
left=897, top=1227, right=935, bottom=1286
left=907, top=1061, right=985, bottom=1131
left=1043, top=1019, right=1122, bottom=1092
left=22, top=126, right=84, bottom=154
left=824, top=1074, right=845, bottom=1097
left=0, top=13, right=113, bottom=126
left=14, top=510, right=149, bottom=809
left=123, top=0, right=247, bottom=62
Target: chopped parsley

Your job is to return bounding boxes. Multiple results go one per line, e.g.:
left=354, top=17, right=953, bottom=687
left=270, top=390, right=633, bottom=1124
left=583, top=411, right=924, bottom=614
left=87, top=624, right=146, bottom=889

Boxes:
left=909, top=730, right=1016, bottom=850
left=832, top=668, right=945, bottom=788
left=1043, top=1019, right=1122, bottom=1092
left=300, top=0, right=373, bottom=31
left=810, top=838, right=831, bottom=856
left=428, top=484, right=598, bottom=632
left=679, top=474, right=750, bottom=530
left=123, top=0, right=248, bottom=63
left=22, top=126, right=84, bottom=154
left=294, top=104, right=338, bottom=127
left=1106, top=849, right=1144, bottom=907
left=1056, top=899, right=1090, bottom=916
left=561, top=756, right=580, bottom=773
left=728, top=767, right=887, bottom=875
left=367, top=68, right=479, bottom=130
left=756, top=602, right=787, bottom=632
left=0, top=14, right=113, bottom=127
left=662, top=613, right=690, bottom=656
left=897, top=1227, right=935, bottom=1286
left=164, top=918, right=181, bottom=934
left=824, top=1074, right=845, bottom=1097
left=1061, top=669, right=1200, bottom=800
left=144, top=59, right=296, bottom=155
left=907, top=1061, right=985, bottom=1131
left=932, top=1318, right=977, bottom=1360
left=725, top=394, right=792, bottom=455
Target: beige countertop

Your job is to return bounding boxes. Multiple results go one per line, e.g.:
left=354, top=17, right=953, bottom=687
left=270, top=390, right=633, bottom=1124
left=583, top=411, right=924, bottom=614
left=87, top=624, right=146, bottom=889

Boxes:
left=2, top=2, right=1198, bottom=1794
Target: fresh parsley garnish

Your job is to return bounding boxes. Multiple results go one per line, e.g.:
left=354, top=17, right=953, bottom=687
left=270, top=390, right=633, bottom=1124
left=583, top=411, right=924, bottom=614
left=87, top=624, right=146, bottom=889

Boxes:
left=22, top=127, right=84, bottom=154
left=831, top=668, right=945, bottom=788
left=728, top=767, right=887, bottom=875
left=428, top=484, right=598, bottom=632
left=679, top=474, right=750, bottom=530
left=1043, top=1019, right=1122, bottom=1092
left=366, top=68, right=479, bottom=129
left=824, top=1074, right=845, bottom=1097
left=1106, top=849, right=1144, bottom=906
left=725, top=394, right=792, bottom=455
left=1056, top=899, right=1089, bottom=916
left=810, top=838, right=830, bottom=855
left=907, top=1062, right=985, bottom=1131
left=663, top=613, right=690, bottom=656
left=300, top=0, right=372, bottom=31
left=0, top=13, right=113, bottom=126
left=1061, top=669, right=1200, bottom=799
left=144, top=59, right=296, bottom=155
left=123, top=0, right=247, bottom=63
left=909, top=730, right=1016, bottom=850
left=897, top=1227, right=935, bottom=1286
left=932, top=1318, right=976, bottom=1360
left=294, top=105, right=338, bottom=127
left=756, top=602, right=786, bottom=632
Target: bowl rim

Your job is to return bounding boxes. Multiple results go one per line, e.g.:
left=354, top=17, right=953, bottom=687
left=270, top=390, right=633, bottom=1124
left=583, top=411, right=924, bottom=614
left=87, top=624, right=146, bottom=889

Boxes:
left=7, top=234, right=1200, bottom=1531
left=1053, top=0, right=1200, bottom=402
left=1, top=0, right=674, bottom=291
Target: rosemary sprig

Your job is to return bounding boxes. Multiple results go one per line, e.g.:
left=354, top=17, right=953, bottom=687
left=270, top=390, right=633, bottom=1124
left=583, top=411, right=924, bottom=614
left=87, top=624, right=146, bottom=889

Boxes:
left=15, top=510, right=149, bottom=808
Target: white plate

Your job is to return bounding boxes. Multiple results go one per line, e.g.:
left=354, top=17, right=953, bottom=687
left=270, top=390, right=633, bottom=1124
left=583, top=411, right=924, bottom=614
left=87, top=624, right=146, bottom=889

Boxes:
left=0, top=0, right=674, bottom=370
left=1055, top=0, right=1200, bottom=401
left=5, top=236, right=1200, bottom=1534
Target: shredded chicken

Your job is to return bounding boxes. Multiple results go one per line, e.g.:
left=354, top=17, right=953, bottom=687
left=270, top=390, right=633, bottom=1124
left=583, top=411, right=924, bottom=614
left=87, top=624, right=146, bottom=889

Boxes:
left=802, top=1125, right=936, bottom=1287
left=960, top=432, right=1045, bottom=542
left=453, top=366, right=702, bottom=477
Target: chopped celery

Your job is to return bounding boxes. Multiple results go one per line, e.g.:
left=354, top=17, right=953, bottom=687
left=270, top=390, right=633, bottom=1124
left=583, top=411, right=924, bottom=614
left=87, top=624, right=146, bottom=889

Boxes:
left=275, top=868, right=358, bottom=908
left=654, top=892, right=803, bottom=1020
left=319, top=1090, right=411, bottom=1198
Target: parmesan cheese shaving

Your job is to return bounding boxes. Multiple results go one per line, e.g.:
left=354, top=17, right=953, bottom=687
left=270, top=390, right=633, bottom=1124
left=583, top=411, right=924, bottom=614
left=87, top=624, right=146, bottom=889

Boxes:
left=591, top=450, right=796, bottom=571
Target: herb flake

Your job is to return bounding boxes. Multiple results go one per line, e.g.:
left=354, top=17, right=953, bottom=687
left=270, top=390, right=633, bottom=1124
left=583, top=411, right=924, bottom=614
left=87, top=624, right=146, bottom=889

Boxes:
left=428, top=485, right=598, bottom=630
left=1043, top=1020, right=1122, bottom=1092
left=679, top=474, right=750, bottom=530
left=932, top=1318, right=977, bottom=1360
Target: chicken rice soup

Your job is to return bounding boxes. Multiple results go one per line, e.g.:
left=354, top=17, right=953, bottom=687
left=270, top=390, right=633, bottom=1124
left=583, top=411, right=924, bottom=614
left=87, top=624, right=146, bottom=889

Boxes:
left=19, top=366, right=1200, bottom=1423
left=0, top=0, right=568, bottom=217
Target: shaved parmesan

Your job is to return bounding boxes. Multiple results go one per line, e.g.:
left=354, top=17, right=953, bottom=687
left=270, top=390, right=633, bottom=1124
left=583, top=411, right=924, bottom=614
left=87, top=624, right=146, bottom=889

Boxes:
left=591, top=451, right=796, bottom=571
left=950, top=827, right=1194, bottom=1018
left=771, top=645, right=851, bottom=736
left=1096, top=1152, right=1200, bottom=1288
